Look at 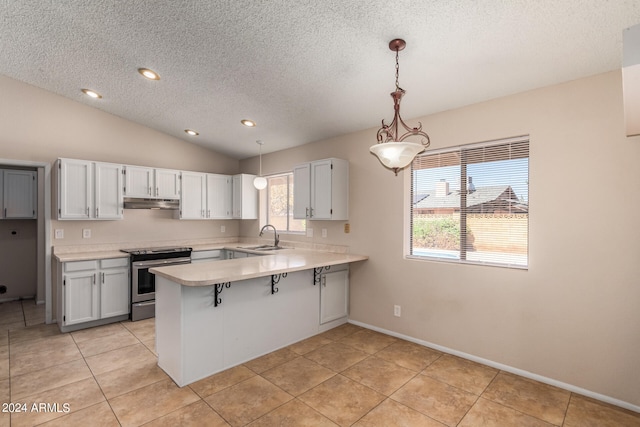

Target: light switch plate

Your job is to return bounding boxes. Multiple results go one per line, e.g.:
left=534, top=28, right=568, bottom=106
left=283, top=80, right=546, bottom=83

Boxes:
left=321, top=228, right=327, bottom=238
left=82, top=229, right=91, bottom=239
left=220, top=225, right=226, bottom=233
left=306, top=228, right=314, bottom=237
left=54, top=229, right=64, bottom=239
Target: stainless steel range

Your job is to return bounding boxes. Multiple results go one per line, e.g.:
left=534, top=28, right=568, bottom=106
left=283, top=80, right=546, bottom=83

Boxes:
left=121, top=247, right=192, bottom=321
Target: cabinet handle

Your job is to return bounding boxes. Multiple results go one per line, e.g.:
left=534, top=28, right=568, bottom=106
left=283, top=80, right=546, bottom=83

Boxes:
left=207, top=210, right=211, bottom=218
left=322, top=276, right=326, bottom=287
left=201, top=209, right=205, bottom=218
left=101, top=272, right=105, bottom=283
left=93, top=274, right=96, bottom=284
left=148, top=186, right=152, bottom=195
left=310, top=207, right=314, bottom=218
left=156, top=187, right=159, bottom=197
left=305, top=207, right=309, bottom=218
left=96, top=207, right=99, bottom=217
left=3, top=208, right=6, bottom=217
left=86, top=206, right=90, bottom=216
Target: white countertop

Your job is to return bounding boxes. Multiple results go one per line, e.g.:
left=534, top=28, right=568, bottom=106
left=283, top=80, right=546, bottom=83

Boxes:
left=150, top=248, right=368, bottom=286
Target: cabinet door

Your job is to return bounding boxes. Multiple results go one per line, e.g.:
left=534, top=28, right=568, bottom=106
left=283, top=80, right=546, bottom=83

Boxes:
left=180, top=171, right=206, bottom=219
left=100, top=267, right=129, bottom=318
left=95, top=162, right=123, bottom=219
left=124, top=165, right=154, bottom=198
left=310, top=159, right=333, bottom=220
left=207, top=174, right=232, bottom=218
left=59, top=159, right=92, bottom=219
left=3, top=170, right=36, bottom=219
left=155, top=169, right=181, bottom=199
left=292, top=163, right=310, bottom=219
left=320, top=269, right=349, bottom=324
left=64, top=271, right=99, bottom=325
left=232, top=174, right=258, bottom=219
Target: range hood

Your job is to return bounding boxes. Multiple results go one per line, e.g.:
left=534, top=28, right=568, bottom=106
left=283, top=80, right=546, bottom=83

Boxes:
left=123, top=197, right=179, bottom=210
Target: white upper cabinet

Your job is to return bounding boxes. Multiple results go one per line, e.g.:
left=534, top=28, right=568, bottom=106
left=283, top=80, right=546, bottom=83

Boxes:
left=94, top=162, right=123, bottom=219
left=2, top=169, right=36, bottom=219
left=155, top=168, right=181, bottom=199
left=57, top=158, right=123, bottom=220
left=207, top=174, right=232, bottom=219
left=232, top=174, right=258, bottom=219
left=180, top=171, right=207, bottom=219
left=293, top=163, right=311, bottom=220
left=124, top=166, right=180, bottom=199
left=58, top=159, right=92, bottom=220
left=293, top=158, right=348, bottom=220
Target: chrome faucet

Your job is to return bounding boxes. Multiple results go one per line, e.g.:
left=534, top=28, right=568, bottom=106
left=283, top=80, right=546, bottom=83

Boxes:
left=259, top=224, right=280, bottom=247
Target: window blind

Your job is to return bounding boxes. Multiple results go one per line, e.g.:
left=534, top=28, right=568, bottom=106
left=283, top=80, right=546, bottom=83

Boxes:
left=410, top=136, right=529, bottom=268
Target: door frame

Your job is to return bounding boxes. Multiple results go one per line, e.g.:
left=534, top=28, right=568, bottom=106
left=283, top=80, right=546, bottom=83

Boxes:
left=0, top=158, right=52, bottom=323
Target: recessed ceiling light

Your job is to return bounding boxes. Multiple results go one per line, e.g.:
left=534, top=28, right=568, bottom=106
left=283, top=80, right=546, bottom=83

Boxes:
left=138, top=68, right=160, bottom=80
left=184, top=129, right=199, bottom=136
left=241, top=119, right=256, bottom=127
left=81, top=89, right=102, bottom=99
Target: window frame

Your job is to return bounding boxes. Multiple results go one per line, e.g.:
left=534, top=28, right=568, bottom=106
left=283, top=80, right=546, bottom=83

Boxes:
left=265, top=172, right=306, bottom=234
left=405, top=135, right=529, bottom=270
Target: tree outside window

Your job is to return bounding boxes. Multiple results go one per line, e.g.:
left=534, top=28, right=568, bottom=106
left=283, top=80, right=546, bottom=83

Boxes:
left=267, top=173, right=305, bottom=233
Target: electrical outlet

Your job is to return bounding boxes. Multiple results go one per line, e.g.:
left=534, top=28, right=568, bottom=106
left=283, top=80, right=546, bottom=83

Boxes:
left=306, top=228, right=314, bottom=237
left=220, top=225, right=226, bottom=233
left=321, top=228, right=327, bottom=238
left=394, top=305, right=401, bottom=317
left=82, top=229, right=91, bottom=239
left=54, top=229, right=64, bottom=239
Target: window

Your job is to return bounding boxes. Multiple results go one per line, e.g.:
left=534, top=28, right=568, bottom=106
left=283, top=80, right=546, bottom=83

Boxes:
left=410, top=136, right=529, bottom=268
left=266, top=173, right=305, bottom=233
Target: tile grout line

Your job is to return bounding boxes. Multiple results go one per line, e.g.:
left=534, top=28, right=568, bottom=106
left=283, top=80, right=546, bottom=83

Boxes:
left=68, top=327, right=123, bottom=426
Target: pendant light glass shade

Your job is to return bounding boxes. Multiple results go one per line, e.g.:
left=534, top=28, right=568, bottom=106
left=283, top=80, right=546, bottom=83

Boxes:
left=253, top=176, right=267, bottom=190
left=369, top=141, right=425, bottom=170
left=253, top=140, right=267, bottom=190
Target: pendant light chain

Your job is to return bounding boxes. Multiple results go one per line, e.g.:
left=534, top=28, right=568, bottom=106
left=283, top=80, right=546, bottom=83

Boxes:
left=395, top=48, right=401, bottom=91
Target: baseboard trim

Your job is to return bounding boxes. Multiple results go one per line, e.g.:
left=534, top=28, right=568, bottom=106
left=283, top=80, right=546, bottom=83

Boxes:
left=348, top=319, right=640, bottom=414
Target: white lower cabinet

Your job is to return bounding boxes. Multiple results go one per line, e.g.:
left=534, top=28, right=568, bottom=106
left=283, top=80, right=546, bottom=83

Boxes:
left=59, top=258, right=129, bottom=331
left=320, top=269, right=349, bottom=324
left=190, top=250, right=222, bottom=263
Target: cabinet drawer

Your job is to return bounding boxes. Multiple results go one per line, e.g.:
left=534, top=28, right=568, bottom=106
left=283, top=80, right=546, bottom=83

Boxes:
left=191, top=250, right=221, bottom=261
left=64, top=260, right=97, bottom=272
left=100, top=258, right=129, bottom=269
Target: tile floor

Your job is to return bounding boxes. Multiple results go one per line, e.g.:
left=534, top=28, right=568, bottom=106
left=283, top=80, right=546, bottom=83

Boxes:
left=0, top=301, right=639, bottom=426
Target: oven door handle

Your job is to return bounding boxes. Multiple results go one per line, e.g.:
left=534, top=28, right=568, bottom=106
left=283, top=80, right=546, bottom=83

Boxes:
left=132, top=257, right=192, bottom=268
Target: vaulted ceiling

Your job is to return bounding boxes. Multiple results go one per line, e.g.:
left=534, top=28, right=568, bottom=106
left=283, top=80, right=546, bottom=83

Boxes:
left=1, top=1, right=639, bottom=158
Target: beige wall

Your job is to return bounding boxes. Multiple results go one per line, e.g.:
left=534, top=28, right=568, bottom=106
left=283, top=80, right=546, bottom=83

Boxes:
left=240, top=71, right=640, bottom=408
left=0, top=74, right=241, bottom=249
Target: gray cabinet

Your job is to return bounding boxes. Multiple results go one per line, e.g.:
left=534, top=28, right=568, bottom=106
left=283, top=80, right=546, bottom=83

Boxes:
left=1, top=169, right=36, bottom=219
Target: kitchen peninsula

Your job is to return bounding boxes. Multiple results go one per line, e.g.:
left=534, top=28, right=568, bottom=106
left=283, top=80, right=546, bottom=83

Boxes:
left=150, top=248, right=368, bottom=387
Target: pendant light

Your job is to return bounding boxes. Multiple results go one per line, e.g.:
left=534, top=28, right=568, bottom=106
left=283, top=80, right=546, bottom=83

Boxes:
left=370, top=39, right=430, bottom=175
left=253, top=140, right=267, bottom=190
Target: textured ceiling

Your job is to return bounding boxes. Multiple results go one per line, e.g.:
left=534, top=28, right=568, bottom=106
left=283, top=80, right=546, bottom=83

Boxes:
left=1, top=1, right=640, bottom=159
